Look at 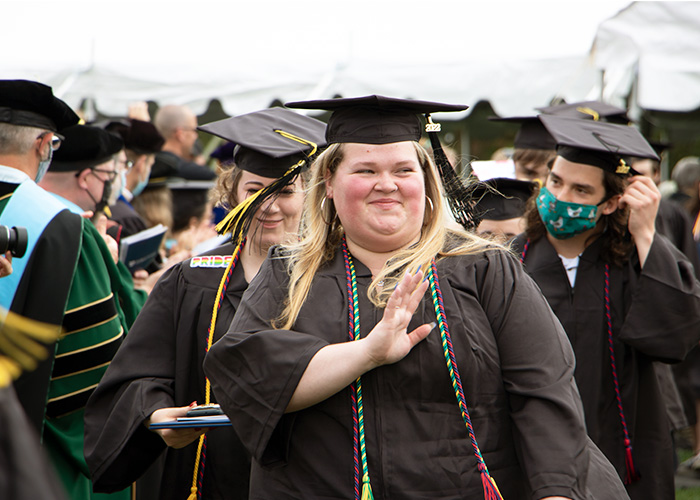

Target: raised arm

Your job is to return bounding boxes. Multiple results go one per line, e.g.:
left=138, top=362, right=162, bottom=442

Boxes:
left=286, top=269, right=433, bottom=412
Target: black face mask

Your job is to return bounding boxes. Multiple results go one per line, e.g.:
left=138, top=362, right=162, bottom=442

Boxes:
left=94, top=180, right=112, bottom=216
left=84, top=173, right=112, bottom=220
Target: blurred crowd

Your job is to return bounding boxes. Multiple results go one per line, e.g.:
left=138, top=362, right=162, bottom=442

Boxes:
left=2, top=80, right=700, bottom=500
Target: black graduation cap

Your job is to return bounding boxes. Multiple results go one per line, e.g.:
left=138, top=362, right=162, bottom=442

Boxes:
left=538, top=115, right=659, bottom=175
left=647, top=139, right=671, bottom=157
left=50, top=124, right=124, bottom=172
left=285, top=95, right=467, bottom=145
left=146, top=152, right=216, bottom=189
left=488, top=116, right=556, bottom=150
left=0, top=80, right=79, bottom=132
left=474, top=178, right=535, bottom=221
left=104, top=118, right=165, bottom=155
left=146, top=152, right=179, bottom=188
left=209, top=141, right=236, bottom=166
left=536, top=100, right=630, bottom=124
left=198, top=107, right=327, bottom=178
left=198, top=107, right=327, bottom=243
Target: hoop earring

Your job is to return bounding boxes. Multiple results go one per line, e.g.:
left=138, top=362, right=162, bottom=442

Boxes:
left=320, top=196, right=333, bottom=225
left=425, top=195, right=434, bottom=213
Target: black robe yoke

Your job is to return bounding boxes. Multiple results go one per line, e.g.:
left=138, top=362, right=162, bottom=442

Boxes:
left=204, top=246, right=628, bottom=500
left=84, top=243, right=250, bottom=500
left=513, top=233, right=700, bottom=500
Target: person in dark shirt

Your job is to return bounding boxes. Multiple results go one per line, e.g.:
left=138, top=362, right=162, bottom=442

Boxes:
left=513, top=115, right=700, bottom=500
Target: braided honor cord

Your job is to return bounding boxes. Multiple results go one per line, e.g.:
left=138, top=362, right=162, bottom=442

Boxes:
left=187, top=240, right=245, bottom=500
left=604, top=263, right=640, bottom=484
left=342, top=239, right=374, bottom=500
left=521, top=242, right=640, bottom=484
left=427, top=261, right=503, bottom=500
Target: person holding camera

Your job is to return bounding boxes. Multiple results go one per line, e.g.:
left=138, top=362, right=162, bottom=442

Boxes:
left=0, top=80, right=84, bottom=433
left=0, top=251, right=11, bottom=278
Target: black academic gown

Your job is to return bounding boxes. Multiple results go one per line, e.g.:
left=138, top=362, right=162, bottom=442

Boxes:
left=204, top=245, right=629, bottom=500
left=655, top=198, right=700, bottom=427
left=108, top=197, right=148, bottom=241
left=84, top=242, right=250, bottom=500
left=0, top=386, right=66, bottom=500
left=512, top=233, right=700, bottom=500
left=0, top=180, right=82, bottom=432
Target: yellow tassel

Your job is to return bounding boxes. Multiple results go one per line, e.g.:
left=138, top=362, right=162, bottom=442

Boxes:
left=186, top=485, right=197, bottom=500
left=576, top=106, right=600, bottom=121
left=0, top=356, right=21, bottom=388
left=360, top=473, right=374, bottom=500
left=0, top=308, right=61, bottom=382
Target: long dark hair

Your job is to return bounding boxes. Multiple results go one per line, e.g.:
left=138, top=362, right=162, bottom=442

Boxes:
left=524, top=169, right=632, bottom=267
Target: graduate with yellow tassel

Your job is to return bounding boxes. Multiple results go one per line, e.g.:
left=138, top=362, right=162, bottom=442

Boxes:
left=84, top=107, right=326, bottom=500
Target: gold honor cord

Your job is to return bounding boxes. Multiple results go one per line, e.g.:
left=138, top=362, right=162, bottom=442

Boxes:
left=0, top=308, right=62, bottom=387
left=188, top=242, right=244, bottom=500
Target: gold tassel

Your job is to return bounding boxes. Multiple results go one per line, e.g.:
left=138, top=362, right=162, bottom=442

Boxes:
left=576, top=106, right=600, bottom=121
left=360, top=473, right=374, bottom=500
left=0, top=356, right=21, bottom=387
left=186, top=485, right=198, bottom=500
left=0, top=308, right=62, bottom=387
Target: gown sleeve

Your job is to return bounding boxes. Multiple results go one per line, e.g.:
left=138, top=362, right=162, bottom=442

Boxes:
left=474, top=249, right=589, bottom=499
left=83, top=265, right=181, bottom=492
left=618, top=233, right=700, bottom=362
left=204, top=254, right=328, bottom=467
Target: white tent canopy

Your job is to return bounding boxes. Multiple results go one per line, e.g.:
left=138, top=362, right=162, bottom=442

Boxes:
left=1, top=0, right=640, bottom=119
left=591, top=1, right=700, bottom=114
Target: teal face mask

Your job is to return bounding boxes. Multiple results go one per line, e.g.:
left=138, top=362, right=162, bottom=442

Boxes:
left=536, top=186, right=602, bottom=240
left=131, top=178, right=148, bottom=197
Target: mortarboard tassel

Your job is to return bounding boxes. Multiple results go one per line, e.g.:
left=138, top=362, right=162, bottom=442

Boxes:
left=575, top=106, right=601, bottom=121
left=424, top=115, right=481, bottom=231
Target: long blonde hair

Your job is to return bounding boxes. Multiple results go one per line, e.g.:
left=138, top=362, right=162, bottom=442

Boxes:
left=274, top=141, right=494, bottom=329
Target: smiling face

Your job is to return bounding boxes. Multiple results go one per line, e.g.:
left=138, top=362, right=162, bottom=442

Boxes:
left=325, top=141, right=426, bottom=254
left=235, top=170, right=305, bottom=251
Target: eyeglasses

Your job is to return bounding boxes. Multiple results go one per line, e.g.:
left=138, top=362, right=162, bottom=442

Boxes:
left=90, top=168, right=119, bottom=183
left=37, top=132, right=62, bottom=151
left=117, top=159, right=134, bottom=171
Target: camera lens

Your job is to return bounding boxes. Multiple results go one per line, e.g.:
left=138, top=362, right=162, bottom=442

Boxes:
left=0, top=225, right=28, bottom=258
